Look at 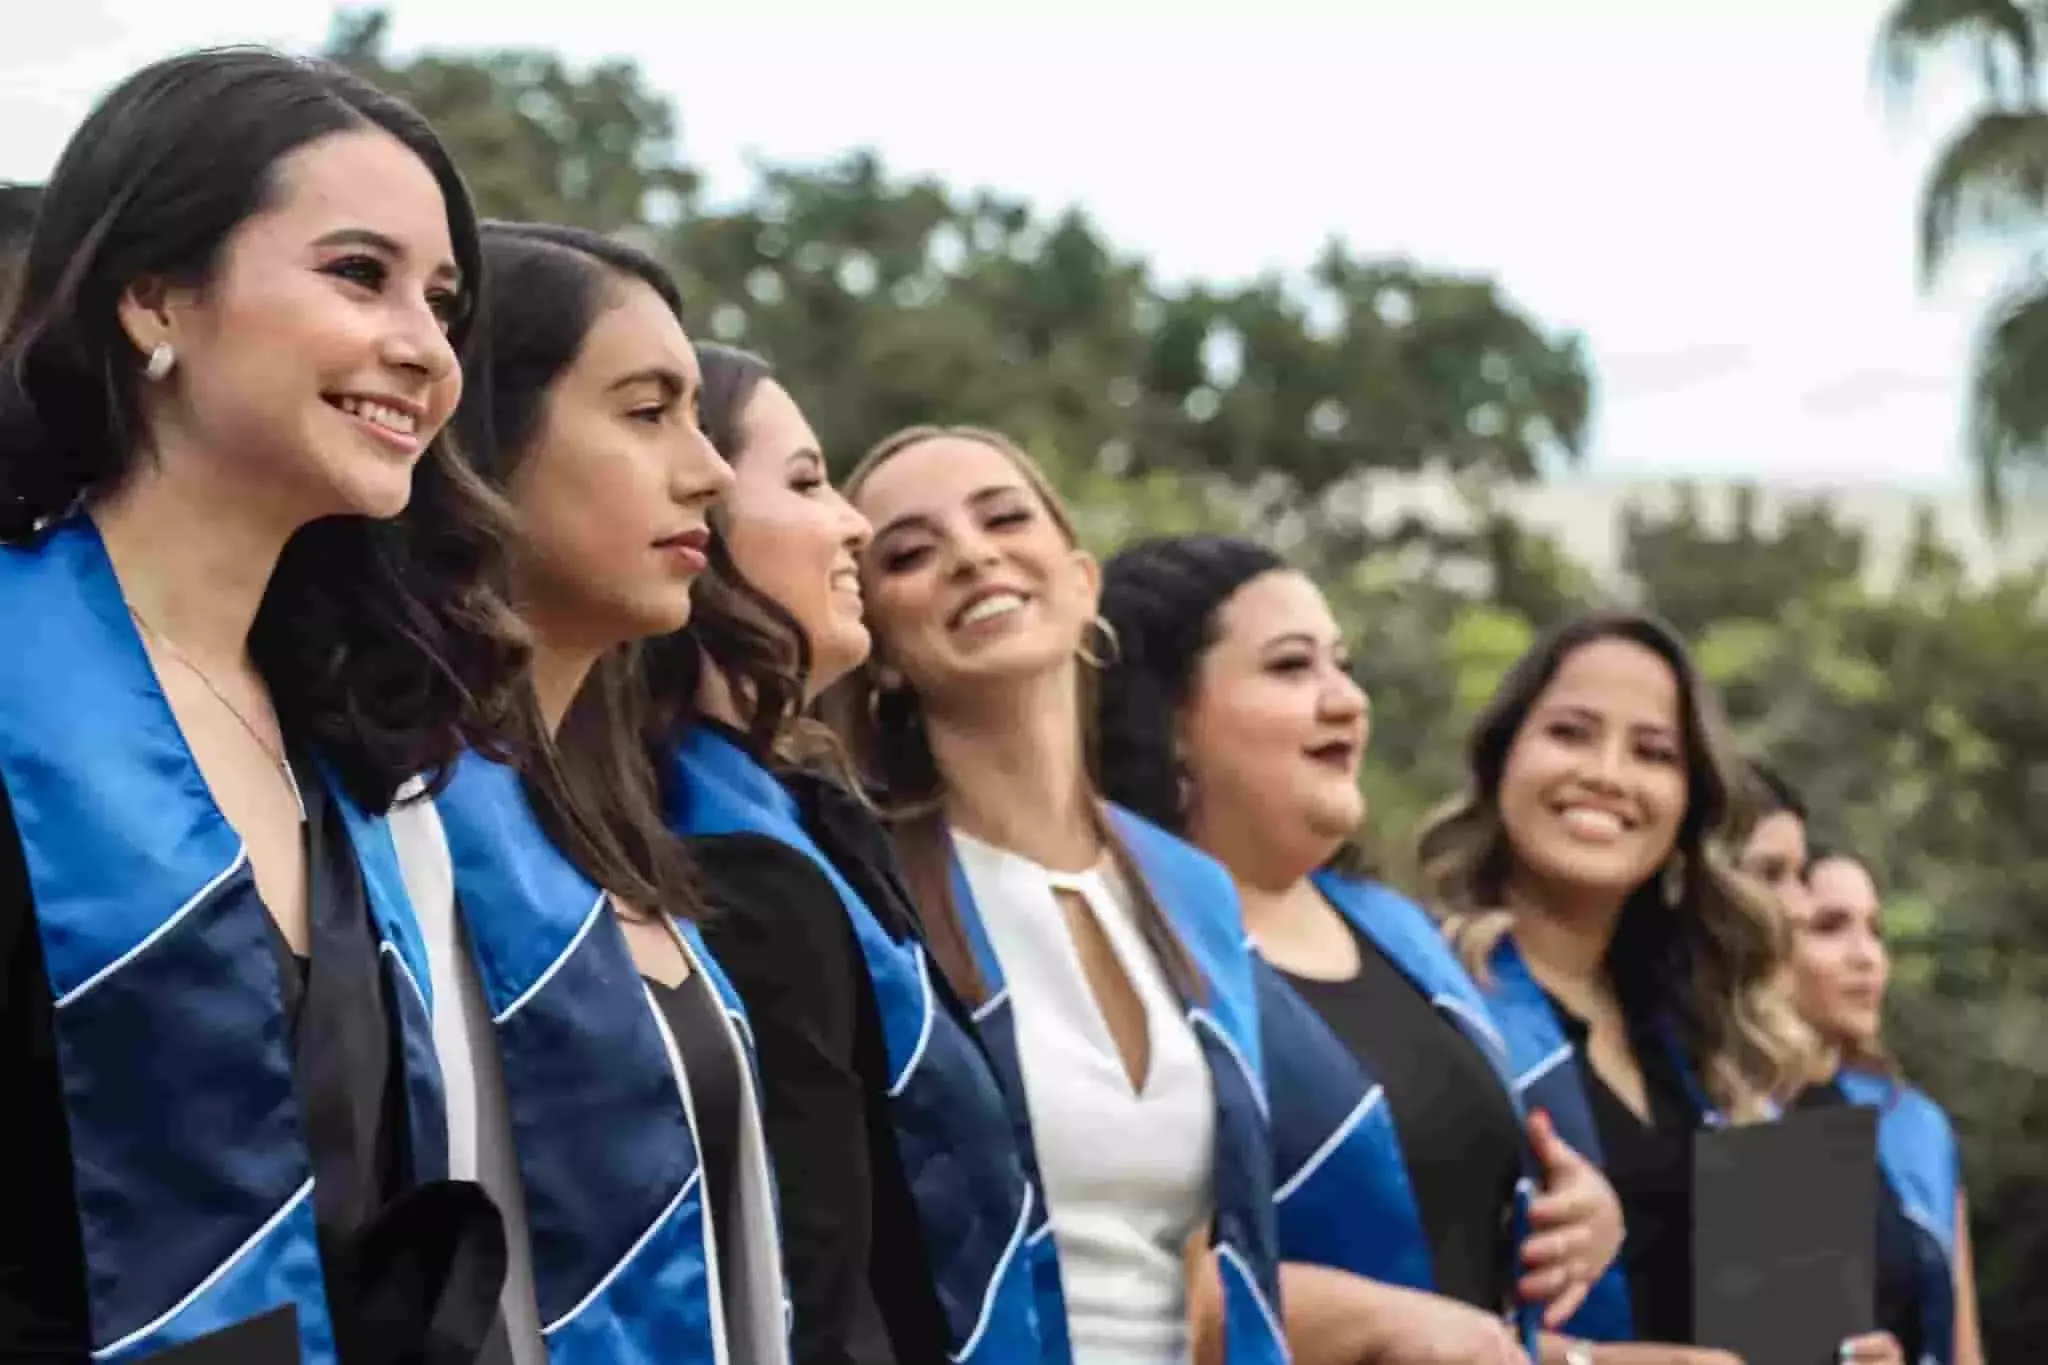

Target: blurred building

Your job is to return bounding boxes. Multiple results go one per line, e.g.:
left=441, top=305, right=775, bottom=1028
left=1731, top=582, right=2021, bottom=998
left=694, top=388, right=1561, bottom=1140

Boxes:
left=1345, top=470, right=2048, bottom=588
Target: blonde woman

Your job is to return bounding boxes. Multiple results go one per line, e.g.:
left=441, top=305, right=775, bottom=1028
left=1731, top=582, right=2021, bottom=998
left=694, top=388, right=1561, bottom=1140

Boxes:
left=830, top=426, right=1286, bottom=1365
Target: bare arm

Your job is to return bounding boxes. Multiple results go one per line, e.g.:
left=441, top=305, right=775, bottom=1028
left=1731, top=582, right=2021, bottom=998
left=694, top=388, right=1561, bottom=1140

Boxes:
left=1555, top=1342, right=1742, bottom=1365
left=1192, top=1249, right=1525, bottom=1365
left=1953, top=1192, right=1984, bottom=1365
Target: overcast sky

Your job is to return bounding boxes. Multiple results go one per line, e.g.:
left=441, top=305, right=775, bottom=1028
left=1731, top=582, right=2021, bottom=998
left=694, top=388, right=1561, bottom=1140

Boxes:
left=0, top=0, right=2009, bottom=491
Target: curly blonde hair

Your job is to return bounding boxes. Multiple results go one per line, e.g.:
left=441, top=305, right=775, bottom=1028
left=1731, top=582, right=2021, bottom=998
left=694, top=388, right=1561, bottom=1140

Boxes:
left=1417, top=609, right=1817, bottom=1121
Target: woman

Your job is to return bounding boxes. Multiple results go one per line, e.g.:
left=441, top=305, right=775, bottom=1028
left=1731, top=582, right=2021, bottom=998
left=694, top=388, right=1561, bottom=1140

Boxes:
left=1417, top=611, right=1810, bottom=1360
left=1735, top=765, right=1924, bottom=1365
left=829, top=426, right=1286, bottom=1365
left=417, top=224, right=787, bottom=1365
left=1788, top=849, right=1982, bottom=1365
left=1094, top=533, right=1627, bottom=1365
left=0, top=48, right=524, bottom=1363
left=656, top=345, right=1042, bottom=1365
left=1734, top=759, right=1811, bottom=923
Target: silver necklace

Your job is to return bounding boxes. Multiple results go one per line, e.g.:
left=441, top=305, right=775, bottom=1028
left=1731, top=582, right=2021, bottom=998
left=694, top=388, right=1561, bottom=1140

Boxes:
left=127, top=606, right=307, bottom=823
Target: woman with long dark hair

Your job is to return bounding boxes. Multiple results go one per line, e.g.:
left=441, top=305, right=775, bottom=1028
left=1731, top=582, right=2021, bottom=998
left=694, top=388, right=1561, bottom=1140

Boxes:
left=654, top=345, right=1042, bottom=1365
left=1095, top=534, right=1626, bottom=1365
left=0, top=48, right=524, bottom=1363
left=1418, top=611, right=1810, bottom=1360
left=828, top=426, right=1286, bottom=1365
left=417, top=223, right=789, bottom=1365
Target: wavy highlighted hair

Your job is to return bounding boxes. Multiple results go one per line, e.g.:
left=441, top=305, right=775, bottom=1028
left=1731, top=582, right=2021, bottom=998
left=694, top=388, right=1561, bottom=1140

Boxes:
left=1416, top=609, right=1815, bottom=1121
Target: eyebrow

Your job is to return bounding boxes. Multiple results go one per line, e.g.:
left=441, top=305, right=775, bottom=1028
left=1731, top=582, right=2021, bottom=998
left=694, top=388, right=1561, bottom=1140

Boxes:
left=607, top=367, right=686, bottom=399
left=1543, top=702, right=1677, bottom=734
left=1259, top=630, right=1324, bottom=654
left=313, top=227, right=462, bottom=289
left=786, top=447, right=825, bottom=470
left=873, top=483, right=1026, bottom=542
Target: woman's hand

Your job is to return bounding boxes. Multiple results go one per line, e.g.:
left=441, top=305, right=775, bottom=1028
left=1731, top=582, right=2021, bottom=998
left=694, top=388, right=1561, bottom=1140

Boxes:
left=1837, top=1331, right=1905, bottom=1364
left=1518, top=1109, right=1626, bottom=1326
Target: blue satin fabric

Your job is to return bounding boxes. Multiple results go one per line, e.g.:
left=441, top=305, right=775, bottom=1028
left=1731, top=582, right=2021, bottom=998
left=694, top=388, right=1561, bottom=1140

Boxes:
left=667, top=726, right=1044, bottom=1364
left=0, top=515, right=443, bottom=1363
left=436, top=750, right=764, bottom=1365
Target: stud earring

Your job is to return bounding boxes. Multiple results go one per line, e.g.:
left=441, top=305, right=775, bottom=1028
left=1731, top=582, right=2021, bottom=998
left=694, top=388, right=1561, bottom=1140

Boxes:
left=143, top=342, right=175, bottom=382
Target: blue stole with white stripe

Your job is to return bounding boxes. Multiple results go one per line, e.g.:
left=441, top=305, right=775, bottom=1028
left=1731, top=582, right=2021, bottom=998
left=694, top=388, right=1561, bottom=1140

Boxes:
left=1258, top=874, right=1539, bottom=1342
left=0, top=514, right=445, bottom=1363
left=436, top=749, right=762, bottom=1365
left=1481, top=934, right=1727, bottom=1342
left=947, top=806, right=1289, bottom=1365
left=1838, top=1070, right=1959, bottom=1365
left=667, top=726, right=1043, bottom=1364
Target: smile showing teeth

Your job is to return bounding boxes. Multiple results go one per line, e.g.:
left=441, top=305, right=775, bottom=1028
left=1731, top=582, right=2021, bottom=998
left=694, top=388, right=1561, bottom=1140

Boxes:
left=1558, top=805, right=1627, bottom=841
left=956, top=592, right=1025, bottom=628
left=333, top=395, right=419, bottom=436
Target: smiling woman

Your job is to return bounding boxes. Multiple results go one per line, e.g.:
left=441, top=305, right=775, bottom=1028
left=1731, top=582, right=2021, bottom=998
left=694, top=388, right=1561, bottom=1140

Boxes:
left=1419, top=610, right=1812, bottom=1357
left=0, top=46, right=525, bottom=1365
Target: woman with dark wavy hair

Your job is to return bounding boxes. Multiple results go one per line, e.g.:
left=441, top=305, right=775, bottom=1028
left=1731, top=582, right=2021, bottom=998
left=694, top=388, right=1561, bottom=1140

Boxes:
left=416, top=226, right=792, bottom=1365
left=0, top=47, right=525, bottom=1363
left=1418, top=611, right=1811, bottom=1358
left=1095, top=533, right=1626, bottom=1365
left=654, top=347, right=1043, bottom=1365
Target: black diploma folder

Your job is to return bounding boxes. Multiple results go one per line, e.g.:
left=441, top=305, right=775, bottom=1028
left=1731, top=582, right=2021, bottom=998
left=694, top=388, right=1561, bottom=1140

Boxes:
left=1692, top=1104, right=1879, bottom=1365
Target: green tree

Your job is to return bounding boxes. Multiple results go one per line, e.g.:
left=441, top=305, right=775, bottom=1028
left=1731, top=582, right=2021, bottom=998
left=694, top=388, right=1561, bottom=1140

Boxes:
left=1878, top=0, right=2048, bottom=522
left=325, top=8, right=695, bottom=230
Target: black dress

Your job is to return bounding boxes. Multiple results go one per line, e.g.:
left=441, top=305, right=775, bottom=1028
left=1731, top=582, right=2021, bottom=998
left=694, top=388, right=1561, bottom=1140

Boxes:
left=1277, top=913, right=1526, bottom=1309
left=1545, top=992, right=1699, bottom=1343
left=1793, top=1079, right=1927, bottom=1361
left=0, top=762, right=502, bottom=1363
left=644, top=967, right=746, bottom=1329
left=687, top=746, right=961, bottom=1365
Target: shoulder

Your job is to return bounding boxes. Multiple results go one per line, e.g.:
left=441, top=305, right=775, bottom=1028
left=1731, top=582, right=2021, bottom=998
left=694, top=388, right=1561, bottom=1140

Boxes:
left=689, top=833, right=856, bottom=961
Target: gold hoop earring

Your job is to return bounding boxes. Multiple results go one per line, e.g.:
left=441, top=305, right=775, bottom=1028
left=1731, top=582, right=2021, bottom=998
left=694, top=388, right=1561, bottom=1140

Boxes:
left=1078, top=614, right=1122, bottom=670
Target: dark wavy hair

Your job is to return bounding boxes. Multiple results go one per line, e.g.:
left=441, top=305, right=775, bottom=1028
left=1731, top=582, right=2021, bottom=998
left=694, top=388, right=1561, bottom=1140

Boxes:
left=639, top=341, right=812, bottom=764
left=1417, top=608, right=1813, bottom=1118
left=453, top=220, right=712, bottom=920
left=1096, top=534, right=1374, bottom=873
left=1735, top=756, right=1808, bottom=844
left=0, top=184, right=36, bottom=319
left=0, top=48, right=524, bottom=811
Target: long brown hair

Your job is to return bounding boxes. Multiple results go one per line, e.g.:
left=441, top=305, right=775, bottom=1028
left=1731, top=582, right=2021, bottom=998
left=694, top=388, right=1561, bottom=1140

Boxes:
left=1416, top=608, right=1815, bottom=1120
left=824, top=424, right=1200, bottom=1007
left=453, top=222, right=701, bottom=919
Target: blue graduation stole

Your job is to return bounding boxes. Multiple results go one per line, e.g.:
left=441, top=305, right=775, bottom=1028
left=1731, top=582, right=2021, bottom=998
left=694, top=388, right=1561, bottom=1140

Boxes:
left=946, top=806, right=1288, bottom=1365
left=1480, top=934, right=1728, bottom=1342
left=1838, top=1070, right=1959, bottom=1365
left=1255, top=874, right=1539, bottom=1342
left=667, top=726, right=1044, bottom=1364
left=436, top=750, right=766, bottom=1365
left=0, top=515, right=446, bottom=1363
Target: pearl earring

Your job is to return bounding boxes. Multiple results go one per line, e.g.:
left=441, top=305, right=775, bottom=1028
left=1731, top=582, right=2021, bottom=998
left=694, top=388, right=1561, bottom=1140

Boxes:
left=144, top=342, right=175, bottom=382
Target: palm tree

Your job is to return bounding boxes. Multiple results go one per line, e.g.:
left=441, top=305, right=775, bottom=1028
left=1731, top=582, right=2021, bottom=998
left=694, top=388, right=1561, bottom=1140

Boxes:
left=1879, top=0, right=2048, bottom=526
